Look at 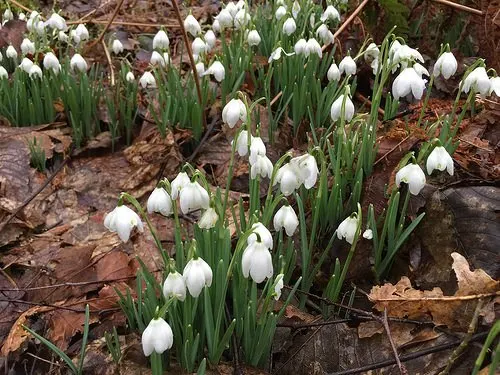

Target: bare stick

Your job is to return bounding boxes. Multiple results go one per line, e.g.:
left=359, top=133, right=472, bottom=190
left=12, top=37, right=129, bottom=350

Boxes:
left=8, top=0, right=33, bottom=13
left=102, top=39, right=115, bottom=86
left=431, top=0, right=483, bottom=16
left=382, top=308, right=408, bottom=375
left=67, top=19, right=179, bottom=28
left=88, top=0, right=126, bottom=49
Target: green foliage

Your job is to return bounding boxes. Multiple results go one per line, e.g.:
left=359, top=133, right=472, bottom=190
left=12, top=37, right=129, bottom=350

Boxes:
left=365, top=0, right=410, bottom=38
left=27, top=137, right=46, bottom=172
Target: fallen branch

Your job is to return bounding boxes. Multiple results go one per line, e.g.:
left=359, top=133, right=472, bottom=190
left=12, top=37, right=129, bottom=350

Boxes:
left=382, top=308, right=408, bottom=375
left=431, top=0, right=484, bottom=16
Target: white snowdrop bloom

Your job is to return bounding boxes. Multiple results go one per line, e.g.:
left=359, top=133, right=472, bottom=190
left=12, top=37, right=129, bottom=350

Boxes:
left=293, top=153, right=319, bottom=189
left=104, top=205, right=144, bottom=242
left=163, top=271, right=186, bottom=301
left=395, top=163, right=426, bottom=195
left=171, top=172, right=190, bottom=199
left=275, top=163, right=302, bottom=196
left=275, top=6, right=287, bottom=20
left=112, top=39, right=124, bottom=55
left=226, top=2, right=239, bottom=17
left=461, top=67, right=491, bottom=97
left=70, top=54, right=88, bottom=72
left=183, top=257, right=213, bottom=297
left=339, top=55, right=357, bottom=75
left=292, top=1, right=301, bottom=18
left=222, top=98, right=247, bottom=128
left=269, top=47, right=284, bottom=63
left=126, top=71, right=135, bottom=82
left=426, top=146, right=454, bottom=176
left=251, top=154, right=273, bottom=179
left=273, top=205, right=299, bottom=236
left=294, top=38, right=307, bottom=55
left=234, top=8, right=250, bottom=29
left=139, top=71, right=156, bottom=88
left=392, top=67, right=426, bottom=101
left=364, top=42, right=380, bottom=62
left=18, top=13, right=26, bottom=21
left=21, top=38, right=35, bottom=55
left=413, top=63, right=429, bottom=77
left=43, top=52, right=61, bottom=73
left=274, top=274, right=284, bottom=300
left=70, top=30, right=81, bottom=44
left=45, top=13, right=67, bottom=30
left=179, top=181, right=210, bottom=214
left=204, top=30, right=216, bottom=50
left=19, top=57, right=33, bottom=73
left=198, top=207, right=219, bottom=229
left=29, top=64, right=42, bottom=79
left=392, top=44, right=424, bottom=70
left=249, top=136, right=266, bottom=165
left=241, top=240, right=273, bottom=283
left=153, top=30, right=169, bottom=50
left=327, top=63, right=340, bottom=82
left=195, top=62, right=205, bottom=77
left=142, top=318, right=174, bottom=356
left=321, top=5, right=340, bottom=22
left=6, top=45, right=17, bottom=59
left=247, top=222, right=274, bottom=250
left=150, top=51, right=168, bottom=67
left=58, top=31, right=69, bottom=43
left=204, top=61, right=225, bottom=82
left=316, top=24, right=334, bottom=45
left=363, top=229, right=373, bottom=240
left=234, top=130, right=250, bottom=156
left=283, top=17, right=297, bottom=36
left=192, top=37, right=207, bottom=56
left=331, top=94, right=355, bottom=122
left=305, top=38, right=322, bottom=58
left=216, top=9, right=233, bottom=28
left=276, top=0, right=285, bottom=5
left=236, top=0, right=246, bottom=10
left=489, top=76, right=500, bottom=96
left=433, top=52, right=457, bottom=79
left=3, top=9, right=13, bottom=22
left=34, top=20, right=45, bottom=35
left=337, top=215, right=359, bottom=244
left=247, top=30, right=261, bottom=46
left=184, top=14, right=201, bottom=37
left=75, top=23, right=89, bottom=41
left=0, top=67, right=7, bottom=79
left=147, top=187, right=173, bottom=216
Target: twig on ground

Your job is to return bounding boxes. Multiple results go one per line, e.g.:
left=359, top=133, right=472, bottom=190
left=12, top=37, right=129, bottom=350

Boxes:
left=67, top=19, right=178, bottom=28
left=431, top=0, right=483, bottom=16
left=88, top=0, right=126, bottom=49
left=8, top=0, right=33, bottom=13
left=382, top=308, right=408, bottom=375
left=438, top=299, right=484, bottom=375
left=102, top=39, right=115, bottom=86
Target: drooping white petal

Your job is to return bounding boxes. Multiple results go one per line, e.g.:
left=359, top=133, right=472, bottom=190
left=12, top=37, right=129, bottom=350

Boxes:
left=396, top=163, right=426, bottom=195
left=426, top=146, right=454, bottom=176
left=163, top=271, right=186, bottom=301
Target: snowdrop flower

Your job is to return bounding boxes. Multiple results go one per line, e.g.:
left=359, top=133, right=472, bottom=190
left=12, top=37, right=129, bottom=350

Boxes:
left=184, top=14, right=201, bottom=36
left=316, top=24, right=334, bottom=45
left=153, top=30, right=169, bottom=50
left=45, top=13, right=67, bottom=30
left=43, top=52, right=61, bottom=73
left=18, top=13, right=26, bottom=21
left=392, top=44, right=424, bottom=70
left=236, top=0, right=245, bottom=10
left=126, top=71, right=135, bottom=82
left=29, top=64, right=42, bottom=79
left=19, top=57, right=34, bottom=73
left=294, top=38, right=307, bottom=55
left=34, top=20, right=45, bottom=35
left=426, top=146, right=454, bottom=176
left=3, top=9, right=13, bottom=22
left=142, top=318, right=174, bottom=356
left=192, top=38, right=207, bottom=56
left=204, top=61, right=225, bottom=82
left=234, top=8, right=250, bottom=29
left=283, top=17, right=297, bottom=35
left=461, top=67, right=490, bottom=97
left=363, top=229, right=373, bottom=240
left=195, top=62, right=205, bottom=77
left=21, top=38, right=35, bottom=55
left=147, top=187, right=173, bottom=216
left=171, top=172, right=190, bottom=199
left=413, top=63, right=429, bottom=77
left=104, top=205, right=144, bottom=242
left=222, top=98, right=247, bottom=128
left=183, top=256, right=213, bottom=297
left=275, top=6, right=287, bottom=20
left=26, top=12, right=40, bottom=31
left=305, top=38, right=322, bottom=58
left=150, top=51, right=168, bottom=67
left=294, top=153, right=319, bottom=189
left=242, top=240, right=273, bottom=283
left=163, top=271, right=186, bottom=301
left=58, top=31, right=69, bottom=43
left=139, top=71, right=156, bottom=88
left=364, top=43, right=380, bottom=62
left=273, top=205, right=299, bottom=236
left=216, top=9, right=233, bottom=28
left=396, top=163, right=426, bottom=195
left=339, top=55, right=357, bottom=75
left=226, top=2, right=239, bottom=17
left=269, top=47, right=284, bottom=63
left=331, top=94, right=355, bottom=122
left=0, top=67, right=7, bottom=79
left=6, top=45, right=17, bottom=59
left=179, top=181, right=210, bottom=214
left=247, top=30, right=261, bottom=46
left=337, top=215, right=359, bottom=244
left=70, top=54, right=88, bottom=72
left=490, top=76, right=500, bottom=96
left=274, top=274, right=284, bottom=300
left=75, top=24, right=89, bottom=41
left=234, top=130, right=249, bottom=156
left=112, top=39, right=124, bottom=54
left=292, top=1, right=301, bottom=18
left=249, top=136, right=266, bottom=165
left=198, top=207, right=219, bottom=229
left=327, top=63, right=340, bottom=82
left=275, top=163, right=301, bottom=196
left=251, top=155, right=273, bottom=179
left=204, top=30, right=216, bottom=50
left=70, top=30, right=81, bottom=44
left=433, top=52, right=457, bottom=79
left=248, top=222, right=273, bottom=249
left=321, top=5, right=340, bottom=22
left=392, top=67, right=426, bottom=100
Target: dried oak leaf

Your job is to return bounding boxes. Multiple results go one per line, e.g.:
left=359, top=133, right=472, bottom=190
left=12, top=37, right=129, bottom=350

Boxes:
left=368, top=252, right=499, bottom=330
